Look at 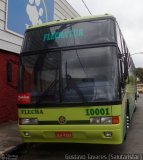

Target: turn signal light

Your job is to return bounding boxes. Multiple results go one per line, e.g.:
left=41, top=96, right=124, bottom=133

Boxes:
left=112, top=116, right=119, bottom=124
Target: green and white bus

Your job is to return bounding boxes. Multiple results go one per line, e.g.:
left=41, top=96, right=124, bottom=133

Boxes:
left=18, top=14, right=137, bottom=144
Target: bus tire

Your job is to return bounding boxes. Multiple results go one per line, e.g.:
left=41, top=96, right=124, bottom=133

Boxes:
left=134, top=100, right=137, bottom=112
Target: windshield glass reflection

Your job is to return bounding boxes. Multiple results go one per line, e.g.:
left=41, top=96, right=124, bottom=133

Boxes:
left=21, top=46, right=119, bottom=104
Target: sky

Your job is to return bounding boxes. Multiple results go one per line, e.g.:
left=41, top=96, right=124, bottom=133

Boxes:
left=67, top=0, right=143, bottom=68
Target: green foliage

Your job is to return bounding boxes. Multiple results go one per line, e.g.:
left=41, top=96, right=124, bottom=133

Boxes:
left=136, top=68, right=143, bottom=82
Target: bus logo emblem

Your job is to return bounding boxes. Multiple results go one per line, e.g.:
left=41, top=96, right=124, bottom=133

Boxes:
left=58, top=116, right=66, bottom=124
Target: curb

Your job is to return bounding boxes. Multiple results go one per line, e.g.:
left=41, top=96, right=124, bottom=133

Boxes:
left=0, top=146, right=17, bottom=156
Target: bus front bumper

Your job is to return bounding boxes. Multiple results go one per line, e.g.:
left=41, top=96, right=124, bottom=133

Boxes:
left=19, top=125, right=123, bottom=144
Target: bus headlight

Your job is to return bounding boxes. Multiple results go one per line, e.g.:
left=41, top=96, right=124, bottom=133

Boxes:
left=90, top=117, right=100, bottom=124
left=101, top=117, right=112, bottom=124
left=19, top=118, right=38, bottom=125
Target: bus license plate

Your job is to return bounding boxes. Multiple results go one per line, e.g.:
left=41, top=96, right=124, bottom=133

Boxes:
left=55, top=132, right=72, bottom=138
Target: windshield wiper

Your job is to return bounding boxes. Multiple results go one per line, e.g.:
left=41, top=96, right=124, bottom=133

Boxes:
left=65, top=74, right=86, bottom=102
left=36, top=66, right=59, bottom=104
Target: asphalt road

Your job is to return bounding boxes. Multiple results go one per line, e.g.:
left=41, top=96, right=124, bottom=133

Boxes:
left=17, top=95, right=143, bottom=160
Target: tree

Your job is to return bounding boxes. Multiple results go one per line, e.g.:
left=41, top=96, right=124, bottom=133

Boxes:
left=135, top=68, right=143, bottom=82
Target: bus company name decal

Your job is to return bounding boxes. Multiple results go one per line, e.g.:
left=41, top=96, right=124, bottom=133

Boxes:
left=20, top=109, right=43, bottom=114
left=43, top=28, right=84, bottom=41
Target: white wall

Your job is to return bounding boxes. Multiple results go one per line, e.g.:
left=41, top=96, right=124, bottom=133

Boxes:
left=0, top=0, right=80, bottom=54
left=0, top=0, right=22, bottom=53
left=54, top=0, right=79, bottom=20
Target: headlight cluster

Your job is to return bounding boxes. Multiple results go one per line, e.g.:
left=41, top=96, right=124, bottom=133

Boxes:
left=19, top=118, right=38, bottom=125
left=90, top=116, right=119, bottom=124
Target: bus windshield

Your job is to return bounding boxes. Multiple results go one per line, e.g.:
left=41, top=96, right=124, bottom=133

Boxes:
left=20, top=46, right=119, bottom=104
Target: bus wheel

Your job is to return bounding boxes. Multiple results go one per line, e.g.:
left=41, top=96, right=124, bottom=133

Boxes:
left=134, top=100, right=137, bottom=112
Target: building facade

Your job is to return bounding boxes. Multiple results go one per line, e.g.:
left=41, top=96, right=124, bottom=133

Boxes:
left=0, top=0, right=79, bottom=123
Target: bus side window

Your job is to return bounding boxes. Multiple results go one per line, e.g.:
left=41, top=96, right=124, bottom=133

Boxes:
left=116, top=24, right=124, bottom=87
left=116, top=23, right=129, bottom=83
left=116, top=24, right=122, bottom=53
left=119, top=55, right=125, bottom=88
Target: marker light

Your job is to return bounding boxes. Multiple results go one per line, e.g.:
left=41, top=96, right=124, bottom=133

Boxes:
left=19, top=118, right=38, bottom=125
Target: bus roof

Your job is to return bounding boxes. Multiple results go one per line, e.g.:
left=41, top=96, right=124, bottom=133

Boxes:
left=26, top=14, right=116, bottom=31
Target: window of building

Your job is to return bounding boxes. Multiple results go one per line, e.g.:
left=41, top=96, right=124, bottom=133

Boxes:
left=7, top=62, right=12, bottom=82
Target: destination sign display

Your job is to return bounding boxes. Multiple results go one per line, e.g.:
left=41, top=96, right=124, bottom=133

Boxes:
left=43, top=29, right=84, bottom=41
